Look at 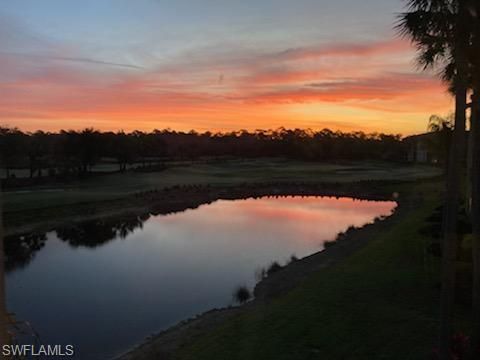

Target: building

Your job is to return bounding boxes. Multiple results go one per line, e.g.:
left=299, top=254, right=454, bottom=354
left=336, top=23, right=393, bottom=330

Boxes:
left=403, top=133, right=438, bottom=164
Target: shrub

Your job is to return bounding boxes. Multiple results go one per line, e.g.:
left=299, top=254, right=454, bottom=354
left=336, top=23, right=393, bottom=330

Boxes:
left=324, top=240, right=336, bottom=248
left=288, top=255, right=298, bottom=264
left=345, top=225, right=356, bottom=234
left=233, top=286, right=251, bottom=304
left=266, top=261, right=283, bottom=276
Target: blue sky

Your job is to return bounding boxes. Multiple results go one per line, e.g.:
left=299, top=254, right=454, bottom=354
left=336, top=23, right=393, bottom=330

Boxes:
left=2, top=0, right=401, bottom=53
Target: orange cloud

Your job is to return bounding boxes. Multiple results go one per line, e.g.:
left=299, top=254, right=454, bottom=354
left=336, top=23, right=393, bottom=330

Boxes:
left=0, top=38, right=451, bottom=135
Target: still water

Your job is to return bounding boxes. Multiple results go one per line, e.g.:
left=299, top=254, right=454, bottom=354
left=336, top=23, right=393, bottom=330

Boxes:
left=5, top=196, right=396, bottom=359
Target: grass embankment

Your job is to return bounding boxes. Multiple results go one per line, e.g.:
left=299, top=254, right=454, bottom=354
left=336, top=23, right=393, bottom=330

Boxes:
left=4, top=158, right=451, bottom=358
left=3, top=159, right=439, bottom=213
left=3, top=160, right=440, bottom=237
left=171, top=181, right=452, bottom=360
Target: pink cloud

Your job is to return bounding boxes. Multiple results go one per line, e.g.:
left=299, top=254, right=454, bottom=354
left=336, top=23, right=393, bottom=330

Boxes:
left=0, top=37, right=451, bottom=133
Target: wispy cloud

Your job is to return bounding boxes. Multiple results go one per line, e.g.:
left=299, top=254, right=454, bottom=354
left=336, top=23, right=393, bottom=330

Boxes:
left=0, top=51, right=143, bottom=70
left=270, top=39, right=411, bottom=62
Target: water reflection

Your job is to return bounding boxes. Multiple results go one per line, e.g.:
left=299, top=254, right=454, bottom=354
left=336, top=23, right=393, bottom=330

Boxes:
left=4, top=233, right=46, bottom=272
left=5, top=196, right=395, bottom=359
left=5, top=214, right=150, bottom=272
left=56, top=215, right=149, bottom=248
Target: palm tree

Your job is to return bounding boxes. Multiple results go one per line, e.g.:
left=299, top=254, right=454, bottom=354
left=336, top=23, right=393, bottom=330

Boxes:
left=0, top=184, right=9, bottom=350
left=470, top=93, right=480, bottom=359
left=468, top=2, right=480, bottom=357
left=427, top=114, right=454, bottom=164
left=428, top=114, right=454, bottom=133
left=398, top=1, right=470, bottom=358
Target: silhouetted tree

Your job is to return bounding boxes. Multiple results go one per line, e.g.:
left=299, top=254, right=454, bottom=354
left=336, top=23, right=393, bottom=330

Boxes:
left=27, top=131, right=49, bottom=178
left=111, top=131, right=136, bottom=172
left=427, top=114, right=454, bottom=164
left=0, top=127, right=26, bottom=178
left=398, top=1, right=471, bottom=357
left=78, top=128, right=101, bottom=173
left=0, top=126, right=409, bottom=187
left=468, top=1, right=480, bottom=357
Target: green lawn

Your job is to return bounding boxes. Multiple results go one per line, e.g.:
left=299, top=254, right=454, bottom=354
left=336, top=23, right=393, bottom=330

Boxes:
left=176, top=182, right=450, bottom=360
left=3, top=159, right=441, bottom=213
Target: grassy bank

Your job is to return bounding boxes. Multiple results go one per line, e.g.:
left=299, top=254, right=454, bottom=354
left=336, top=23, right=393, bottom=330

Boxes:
left=4, top=158, right=455, bottom=359
left=3, top=159, right=440, bottom=213
left=164, top=181, right=453, bottom=360
left=3, top=159, right=441, bottom=237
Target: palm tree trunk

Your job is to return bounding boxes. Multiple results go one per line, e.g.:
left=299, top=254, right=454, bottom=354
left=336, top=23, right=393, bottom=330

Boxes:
left=0, top=184, right=9, bottom=355
left=468, top=4, right=480, bottom=357
left=439, top=4, right=470, bottom=357
left=439, top=84, right=467, bottom=360
left=471, top=92, right=480, bottom=359
left=467, top=120, right=473, bottom=216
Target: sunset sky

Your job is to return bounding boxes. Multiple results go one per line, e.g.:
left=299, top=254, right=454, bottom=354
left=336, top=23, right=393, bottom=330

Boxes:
left=0, top=0, right=453, bottom=135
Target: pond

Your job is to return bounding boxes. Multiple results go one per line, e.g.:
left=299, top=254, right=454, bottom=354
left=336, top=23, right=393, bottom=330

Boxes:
left=5, top=196, right=396, bottom=359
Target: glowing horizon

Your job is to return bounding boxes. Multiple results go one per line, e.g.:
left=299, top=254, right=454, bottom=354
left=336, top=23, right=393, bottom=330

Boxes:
left=0, top=0, right=453, bottom=136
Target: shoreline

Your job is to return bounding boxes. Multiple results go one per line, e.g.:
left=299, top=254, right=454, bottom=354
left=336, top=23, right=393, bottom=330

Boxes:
left=4, top=178, right=429, bottom=359
left=114, top=182, right=416, bottom=360
left=4, top=179, right=403, bottom=238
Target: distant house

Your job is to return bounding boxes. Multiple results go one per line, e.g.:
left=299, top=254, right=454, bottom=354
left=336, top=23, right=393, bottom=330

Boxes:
left=403, top=133, right=438, bottom=164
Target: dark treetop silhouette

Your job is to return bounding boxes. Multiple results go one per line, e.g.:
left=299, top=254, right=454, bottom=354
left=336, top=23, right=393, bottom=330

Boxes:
left=0, top=127, right=405, bottom=182
left=399, top=0, right=480, bottom=358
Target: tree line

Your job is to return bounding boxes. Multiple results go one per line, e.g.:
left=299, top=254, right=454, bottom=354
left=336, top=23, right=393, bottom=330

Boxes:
left=399, top=0, right=480, bottom=358
left=0, top=127, right=405, bottom=179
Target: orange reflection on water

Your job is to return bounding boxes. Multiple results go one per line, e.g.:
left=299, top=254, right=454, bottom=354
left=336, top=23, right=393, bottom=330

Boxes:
left=156, top=196, right=396, bottom=249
